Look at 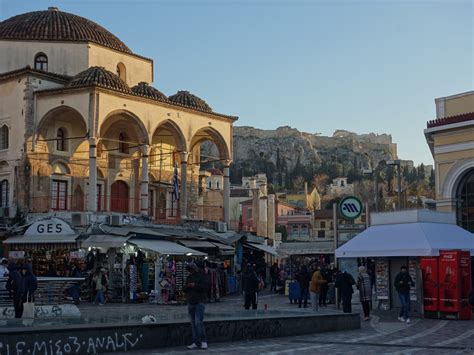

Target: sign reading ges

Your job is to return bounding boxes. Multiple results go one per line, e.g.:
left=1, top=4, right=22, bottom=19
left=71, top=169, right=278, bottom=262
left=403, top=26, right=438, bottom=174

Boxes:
left=24, top=218, right=75, bottom=236
left=339, top=196, right=363, bottom=220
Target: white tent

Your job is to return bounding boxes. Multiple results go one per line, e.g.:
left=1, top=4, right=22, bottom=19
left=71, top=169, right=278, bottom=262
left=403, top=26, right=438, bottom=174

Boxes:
left=336, top=211, right=474, bottom=258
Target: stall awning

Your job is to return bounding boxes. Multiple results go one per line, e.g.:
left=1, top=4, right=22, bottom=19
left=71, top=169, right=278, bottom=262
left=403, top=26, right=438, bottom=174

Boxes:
left=81, top=235, right=130, bottom=249
left=3, top=234, right=80, bottom=244
left=335, top=222, right=474, bottom=258
left=244, top=242, right=279, bottom=256
left=130, top=239, right=206, bottom=256
left=179, top=240, right=217, bottom=249
left=278, top=241, right=334, bottom=256
left=212, top=242, right=234, bottom=251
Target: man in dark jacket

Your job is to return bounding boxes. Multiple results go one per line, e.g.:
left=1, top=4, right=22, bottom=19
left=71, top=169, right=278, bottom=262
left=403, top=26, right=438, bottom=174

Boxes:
left=295, top=266, right=310, bottom=308
left=270, top=262, right=279, bottom=293
left=7, top=264, right=37, bottom=318
left=335, top=271, right=355, bottom=313
left=185, top=262, right=209, bottom=350
left=243, top=265, right=260, bottom=310
left=394, top=265, right=414, bottom=323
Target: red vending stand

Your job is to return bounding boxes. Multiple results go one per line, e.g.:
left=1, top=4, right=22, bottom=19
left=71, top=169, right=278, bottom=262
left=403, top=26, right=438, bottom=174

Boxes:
left=420, top=256, right=439, bottom=317
left=459, top=251, right=471, bottom=320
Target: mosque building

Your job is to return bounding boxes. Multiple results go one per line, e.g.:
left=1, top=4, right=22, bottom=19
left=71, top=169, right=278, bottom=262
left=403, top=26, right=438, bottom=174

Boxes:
left=0, top=7, right=237, bottom=224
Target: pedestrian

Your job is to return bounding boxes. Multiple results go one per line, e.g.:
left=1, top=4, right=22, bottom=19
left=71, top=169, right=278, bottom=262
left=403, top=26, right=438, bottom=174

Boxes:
left=0, top=258, right=9, bottom=277
left=394, top=265, right=414, bottom=323
left=309, top=266, right=327, bottom=311
left=6, top=264, right=37, bottom=318
left=357, top=266, right=372, bottom=320
left=185, top=262, right=209, bottom=350
left=335, top=270, right=355, bottom=313
left=70, top=265, right=82, bottom=305
left=270, top=262, right=279, bottom=293
left=319, top=266, right=329, bottom=307
left=243, top=264, right=260, bottom=310
left=295, top=265, right=310, bottom=308
left=92, top=269, right=106, bottom=305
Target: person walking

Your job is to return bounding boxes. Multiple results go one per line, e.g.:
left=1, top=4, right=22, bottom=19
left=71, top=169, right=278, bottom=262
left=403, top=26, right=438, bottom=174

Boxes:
left=357, top=266, right=372, bottom=320
left=319, top=266, right=329, bottom=307
left=270, top=262, right=279, bottom=293
left=7, top=264, right=37, bottom=318
left=335, top=271, right=355, bottom=313
left=394, top=265, right=414, bottom=323
left=309, top=266, right=327, bottom=311
left=185, top=262, right=209, bottom=350
left=0, top=258, right=9, bottom=277
left=295, top=266, right=310, bottom=308
left=243, top=264, right=260, bottom=310
left=92, top=269, right=106, bottom=305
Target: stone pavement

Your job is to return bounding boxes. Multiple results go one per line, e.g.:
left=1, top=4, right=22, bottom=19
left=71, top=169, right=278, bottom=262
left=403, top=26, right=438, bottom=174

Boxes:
left=94, top=293, right=474, bottom=355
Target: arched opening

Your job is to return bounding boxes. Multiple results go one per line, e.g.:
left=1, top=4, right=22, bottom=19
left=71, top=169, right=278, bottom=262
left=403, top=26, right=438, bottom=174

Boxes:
left=110, top=180, right=129, bottom=213
left=56, top=127, right=67, bottom=152
left=188, top=127, right=230, bottom=222
left=118, top=132, right=128, bottom=154
left=71, top=185, right=85, bottom=211
left=0, top=179, right=9, bottom=207
left=34, top=53, right=48, bottom=71
left=0, top=125, right=9, bottom=150
left=456, top=169, right=474, bottom=232
left=116, top=62, right=126, bottom=82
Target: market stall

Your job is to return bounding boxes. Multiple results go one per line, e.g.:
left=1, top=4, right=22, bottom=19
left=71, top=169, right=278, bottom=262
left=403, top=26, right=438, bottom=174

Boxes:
left=336, top=210, right=474, bottom=315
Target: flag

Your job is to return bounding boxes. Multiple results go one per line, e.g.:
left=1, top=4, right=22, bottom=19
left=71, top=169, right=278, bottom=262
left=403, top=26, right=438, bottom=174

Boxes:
left=172, top=163, right=180, bottom=202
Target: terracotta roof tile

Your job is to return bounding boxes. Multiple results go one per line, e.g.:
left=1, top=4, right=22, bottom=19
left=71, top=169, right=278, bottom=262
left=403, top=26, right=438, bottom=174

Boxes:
left=67, top=66, right=131, bottom=93
left=131, top=82, right=167, bottom=102
left=427, top=112, right=474, bottom=128
left=168, top=90, right=212, bottom=112
left=0, top=8, right=132, bottom=54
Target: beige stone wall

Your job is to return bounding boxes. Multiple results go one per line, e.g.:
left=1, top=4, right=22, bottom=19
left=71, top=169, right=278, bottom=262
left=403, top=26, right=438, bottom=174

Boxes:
left=443, top=93, right=474, bottom=117
left=88, top=44, right=153, bottom=86
left=0, top=41, right=89, bottom=76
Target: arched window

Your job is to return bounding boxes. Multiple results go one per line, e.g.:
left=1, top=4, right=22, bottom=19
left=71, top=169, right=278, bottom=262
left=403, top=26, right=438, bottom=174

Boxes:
left=56, top=128, right=67, bottom=151
left=0, top=125, right=8, bottom=150
left=0, top=180, right=8, bottom=207
left=116, top=62, right=126, bottom=82
left=34, top=53, right=48, bottom=71
left=457, top=169, right=474, bottom=232
left=119, top=132, right=128, bottom=154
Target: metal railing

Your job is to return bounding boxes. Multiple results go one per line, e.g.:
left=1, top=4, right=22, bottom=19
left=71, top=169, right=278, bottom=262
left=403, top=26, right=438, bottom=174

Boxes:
left=0, top=277, right=85, bottom=306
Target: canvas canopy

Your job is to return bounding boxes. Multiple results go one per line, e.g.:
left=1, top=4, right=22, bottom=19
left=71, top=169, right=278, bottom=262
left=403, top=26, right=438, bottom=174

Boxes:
left=244, top=242, right=279, bottom=256
left=130, top=239, right=206, bottom=256
left=335, top=222, right=474, bottom=258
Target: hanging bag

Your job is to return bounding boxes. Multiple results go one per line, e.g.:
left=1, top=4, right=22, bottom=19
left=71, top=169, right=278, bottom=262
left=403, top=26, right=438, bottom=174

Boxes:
left=22, top=292, right=35, bottom=319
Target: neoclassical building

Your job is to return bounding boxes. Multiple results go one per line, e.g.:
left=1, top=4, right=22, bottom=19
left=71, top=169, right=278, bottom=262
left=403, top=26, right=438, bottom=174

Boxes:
left=0, top=7, right=236, bottom=224
left=425, top=90, right=474, bottom=231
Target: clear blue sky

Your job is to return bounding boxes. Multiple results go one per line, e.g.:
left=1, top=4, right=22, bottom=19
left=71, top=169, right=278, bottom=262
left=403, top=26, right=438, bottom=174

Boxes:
left=1, top=0, right=473, bottom=165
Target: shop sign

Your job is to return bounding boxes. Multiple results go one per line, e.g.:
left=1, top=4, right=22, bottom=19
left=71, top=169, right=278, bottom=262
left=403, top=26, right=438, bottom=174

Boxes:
left=24, top=218, right=75, bottom=236
left=338, top=196, right=363, bottom=220
left=9, top=251, right=25, bottom=259
left=70, top=250, right=86, bottom=259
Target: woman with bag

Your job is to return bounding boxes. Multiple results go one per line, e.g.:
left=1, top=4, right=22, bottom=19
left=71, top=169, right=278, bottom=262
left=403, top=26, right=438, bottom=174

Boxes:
left=7, top=264, right=37, bottom=318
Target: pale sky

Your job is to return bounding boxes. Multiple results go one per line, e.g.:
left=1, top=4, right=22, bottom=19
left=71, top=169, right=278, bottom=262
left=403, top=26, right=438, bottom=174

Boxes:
left=1, top=0, right=473, bottom=165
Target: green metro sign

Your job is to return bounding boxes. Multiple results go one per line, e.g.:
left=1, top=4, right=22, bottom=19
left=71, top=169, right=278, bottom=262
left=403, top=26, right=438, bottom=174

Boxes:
left=338, top=196, right=363, bottom=220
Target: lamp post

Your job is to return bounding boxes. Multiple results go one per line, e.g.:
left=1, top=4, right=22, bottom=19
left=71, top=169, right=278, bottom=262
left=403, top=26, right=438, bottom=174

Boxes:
left=387, top=160, right=402, bottom=211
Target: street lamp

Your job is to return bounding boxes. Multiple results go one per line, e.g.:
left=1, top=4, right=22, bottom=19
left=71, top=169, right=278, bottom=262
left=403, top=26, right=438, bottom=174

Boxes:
left=362, top=160, right=386, bottom=213
left=387, top=160, right=402, bottom=211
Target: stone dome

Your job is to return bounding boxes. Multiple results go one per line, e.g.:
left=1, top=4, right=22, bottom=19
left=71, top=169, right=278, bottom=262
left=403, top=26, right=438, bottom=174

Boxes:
left=131, top=82, right=167, bottom=101
left=0, top=7, right=132, bottom=54
left=168, top=90, right=212, bottom=112
left=67, top=66, right=131, bottom=93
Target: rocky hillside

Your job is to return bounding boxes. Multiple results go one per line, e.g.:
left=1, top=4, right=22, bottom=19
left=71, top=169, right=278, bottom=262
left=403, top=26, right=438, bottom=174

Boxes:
left=203, top=126, right=398, bottom=189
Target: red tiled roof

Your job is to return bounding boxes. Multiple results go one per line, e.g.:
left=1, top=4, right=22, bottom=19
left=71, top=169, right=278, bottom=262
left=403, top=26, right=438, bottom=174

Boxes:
left=427, top=112, right=474, bottom=128
left=0, top=8, right=133, bottom=54
left=168, top=90, right=212, bottom=112
left=208, top=168, right=223, bottom=176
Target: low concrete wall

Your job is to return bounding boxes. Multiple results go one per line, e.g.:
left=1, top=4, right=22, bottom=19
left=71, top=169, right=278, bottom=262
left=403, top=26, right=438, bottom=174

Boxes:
left=0, top=313, right=360, bottom=354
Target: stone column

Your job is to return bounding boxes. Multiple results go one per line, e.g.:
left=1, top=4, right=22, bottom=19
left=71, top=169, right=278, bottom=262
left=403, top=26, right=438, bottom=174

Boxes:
left=88, top=137, right=97, bottom=212
left=258, top=196, right=268, bottom=237
left=223, top=162, right=231, bottom=226
left=180, top=152, right=188, bottom=219
left=140, top=145, right=149, bottom=216
left=267, top=194, right=275, bottom=240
